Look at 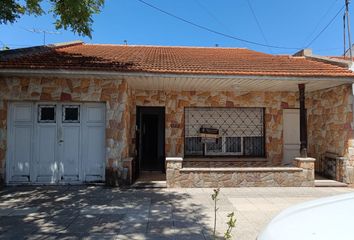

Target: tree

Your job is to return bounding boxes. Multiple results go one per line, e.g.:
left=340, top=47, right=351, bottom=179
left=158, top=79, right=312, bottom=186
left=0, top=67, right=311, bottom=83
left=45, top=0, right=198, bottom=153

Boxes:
left=0, top=0, right=104, bottom=38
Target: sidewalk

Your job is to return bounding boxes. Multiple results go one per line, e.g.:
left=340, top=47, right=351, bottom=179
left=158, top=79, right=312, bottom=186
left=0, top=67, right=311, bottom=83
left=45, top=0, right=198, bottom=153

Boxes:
left=0, top=186, right=353, bottom=240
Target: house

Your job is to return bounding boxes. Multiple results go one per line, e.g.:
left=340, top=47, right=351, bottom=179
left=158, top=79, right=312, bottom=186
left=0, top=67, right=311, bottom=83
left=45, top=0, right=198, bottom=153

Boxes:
left=0, top=41, right=354, bottom=187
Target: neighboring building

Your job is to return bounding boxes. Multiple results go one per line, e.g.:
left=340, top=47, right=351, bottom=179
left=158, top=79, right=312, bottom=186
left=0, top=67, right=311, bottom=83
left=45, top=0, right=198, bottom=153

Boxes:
left=0, top=41, right=353, bottom=187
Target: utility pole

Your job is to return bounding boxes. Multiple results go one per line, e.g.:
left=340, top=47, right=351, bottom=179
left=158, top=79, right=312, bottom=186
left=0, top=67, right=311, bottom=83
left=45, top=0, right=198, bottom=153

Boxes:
left=344, top=0, right=353, bottom=61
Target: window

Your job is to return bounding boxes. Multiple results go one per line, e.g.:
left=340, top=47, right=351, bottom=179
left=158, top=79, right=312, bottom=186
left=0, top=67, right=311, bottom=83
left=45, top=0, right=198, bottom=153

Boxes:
left=63, top=105, right=80, bottom=123
left=38, top=105, right=56, bottom=123
left=184, top=107, right=265, bottom=157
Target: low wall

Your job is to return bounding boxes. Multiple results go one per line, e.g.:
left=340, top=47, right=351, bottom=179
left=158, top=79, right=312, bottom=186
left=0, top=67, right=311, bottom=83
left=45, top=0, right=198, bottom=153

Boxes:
left=183, top=158, right=279, bottom=168
left=166, top=157, right=315, bottom=188
left=321, top=152, right=346, bottom=182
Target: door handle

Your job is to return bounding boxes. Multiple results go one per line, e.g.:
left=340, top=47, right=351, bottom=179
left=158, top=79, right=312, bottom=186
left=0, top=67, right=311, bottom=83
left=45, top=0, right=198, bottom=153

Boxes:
left=58, top=126, right=63, bottom=142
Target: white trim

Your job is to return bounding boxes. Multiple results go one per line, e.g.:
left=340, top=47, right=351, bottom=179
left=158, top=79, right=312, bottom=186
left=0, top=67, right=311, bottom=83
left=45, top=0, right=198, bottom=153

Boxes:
left=0, top=68, right=353, bottom=82
left=166, top=157, right=183, bottom=161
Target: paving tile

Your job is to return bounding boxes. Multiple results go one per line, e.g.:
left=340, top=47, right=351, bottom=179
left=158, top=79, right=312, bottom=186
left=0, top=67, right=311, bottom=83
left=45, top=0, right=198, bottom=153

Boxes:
left=119, top=222, right=148, bottom=234
left=24, top=233, right=59, bottom=240
left=123, top=212, right=149, bottom=222
left=147, top=221, right=175, bottom=235
left=33, top=216, right=76, bottom=233
left=66, top=214, right=124, bottom=234
left=0, top=208, right=13, bottom=216
left=10, top=207, right=40, bottom=216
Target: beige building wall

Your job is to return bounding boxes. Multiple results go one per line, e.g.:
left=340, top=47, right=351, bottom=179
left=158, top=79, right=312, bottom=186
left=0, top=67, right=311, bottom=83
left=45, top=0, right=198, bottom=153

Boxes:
left=307, top=84, right=354, bottom=183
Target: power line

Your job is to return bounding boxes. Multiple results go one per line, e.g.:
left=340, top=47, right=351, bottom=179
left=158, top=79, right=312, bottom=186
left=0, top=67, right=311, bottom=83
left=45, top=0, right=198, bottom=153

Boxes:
left=302, top=0, right=339, bottom=47
left=305, top=4, right=345, bottom=48
left=136, top=0, right=301, bottom=50
left=246, top=0, right=272, bottom=53
left=193, top=0, right=231, bottom=32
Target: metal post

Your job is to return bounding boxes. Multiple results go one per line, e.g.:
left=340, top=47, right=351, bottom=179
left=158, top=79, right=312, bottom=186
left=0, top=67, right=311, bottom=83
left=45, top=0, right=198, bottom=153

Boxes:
left=344, top=14, right=347, bottom=58
left=346, top=0, right=353, bottom=61
left=299, top=84, right=307, bottom=157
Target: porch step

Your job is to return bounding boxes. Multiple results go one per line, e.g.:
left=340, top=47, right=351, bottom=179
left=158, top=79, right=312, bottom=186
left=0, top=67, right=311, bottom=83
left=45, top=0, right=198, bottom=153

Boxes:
left=132, top=180, right=166, bottom=189
left=315, top=179, right=348, bottom=187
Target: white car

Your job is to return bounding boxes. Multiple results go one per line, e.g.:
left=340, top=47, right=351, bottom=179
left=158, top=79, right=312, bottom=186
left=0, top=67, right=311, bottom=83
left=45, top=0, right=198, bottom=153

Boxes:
left=257, top=192, right=354, bottom=240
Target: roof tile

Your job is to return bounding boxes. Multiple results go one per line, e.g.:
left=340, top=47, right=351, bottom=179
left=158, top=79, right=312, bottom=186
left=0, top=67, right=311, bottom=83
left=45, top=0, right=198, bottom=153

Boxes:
left=0, top=43, right=353, bottom=77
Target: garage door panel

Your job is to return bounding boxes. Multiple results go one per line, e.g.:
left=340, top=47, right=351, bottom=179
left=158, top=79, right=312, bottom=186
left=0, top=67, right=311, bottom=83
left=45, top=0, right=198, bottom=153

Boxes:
left=11, top=126, right=31, bottom=182
left=8, top=102, right=106, bottom=184
left=85, top=126, right=105, bottom=181
left=14, top=104, right=32, bottom=122
left=36, top=125, right=57, bottom=183
left=60, top=126, right=80, bottom=181
left=87, top=105, right=105, bottom=123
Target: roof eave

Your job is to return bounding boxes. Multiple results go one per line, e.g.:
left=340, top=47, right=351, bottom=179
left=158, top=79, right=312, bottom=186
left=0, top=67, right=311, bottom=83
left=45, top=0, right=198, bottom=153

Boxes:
left=0, top=68, right=353, bottom=82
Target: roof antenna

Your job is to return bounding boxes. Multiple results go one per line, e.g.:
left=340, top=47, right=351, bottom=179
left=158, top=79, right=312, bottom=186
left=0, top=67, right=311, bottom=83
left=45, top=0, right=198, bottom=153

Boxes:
left=123, top=40, right=128, bottom=45
left=24, top=28, right=61, bottom=45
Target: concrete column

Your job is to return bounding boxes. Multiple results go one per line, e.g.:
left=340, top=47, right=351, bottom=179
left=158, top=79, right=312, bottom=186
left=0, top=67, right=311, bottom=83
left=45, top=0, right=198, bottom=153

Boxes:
left=166, top=157, right=183, bottom=188
left=294, top=157, right=316, bottom=186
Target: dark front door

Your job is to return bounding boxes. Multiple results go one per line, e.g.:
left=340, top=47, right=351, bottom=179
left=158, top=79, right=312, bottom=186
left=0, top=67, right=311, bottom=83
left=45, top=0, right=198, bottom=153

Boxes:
left=136, top=107, right=165, bottom=174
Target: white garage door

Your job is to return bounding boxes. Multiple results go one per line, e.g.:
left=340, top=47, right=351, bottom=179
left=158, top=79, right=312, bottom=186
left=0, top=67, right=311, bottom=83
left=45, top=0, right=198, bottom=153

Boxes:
left=7, top=102, right=106, bottom=184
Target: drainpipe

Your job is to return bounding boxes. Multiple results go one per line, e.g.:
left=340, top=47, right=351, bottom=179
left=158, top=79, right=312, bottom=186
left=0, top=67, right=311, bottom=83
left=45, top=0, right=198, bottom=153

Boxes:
left=299, top=84, right=308, bottom=157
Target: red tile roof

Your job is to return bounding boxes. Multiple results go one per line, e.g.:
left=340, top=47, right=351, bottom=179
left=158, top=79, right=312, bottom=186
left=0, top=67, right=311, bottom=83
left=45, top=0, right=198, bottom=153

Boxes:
left=0, top=42, right=353, bottom=77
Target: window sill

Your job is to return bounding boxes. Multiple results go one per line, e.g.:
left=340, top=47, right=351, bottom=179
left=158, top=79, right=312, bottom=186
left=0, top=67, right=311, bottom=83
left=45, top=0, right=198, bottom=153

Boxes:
left=183, top=157, right=268, bottom=162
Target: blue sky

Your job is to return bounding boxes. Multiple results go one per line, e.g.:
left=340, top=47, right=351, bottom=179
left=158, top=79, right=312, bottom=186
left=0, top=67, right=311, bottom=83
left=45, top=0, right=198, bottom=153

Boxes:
left=0, top=0, right=351, bottom=55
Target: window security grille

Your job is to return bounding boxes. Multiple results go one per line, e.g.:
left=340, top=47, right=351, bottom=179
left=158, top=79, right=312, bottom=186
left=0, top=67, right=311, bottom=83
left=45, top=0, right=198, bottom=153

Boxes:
left=184, top=107, right=265, bottom=157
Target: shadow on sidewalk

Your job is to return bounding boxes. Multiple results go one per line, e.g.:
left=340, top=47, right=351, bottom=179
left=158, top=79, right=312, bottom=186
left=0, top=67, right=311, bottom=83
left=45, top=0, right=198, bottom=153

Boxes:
left=0, top=185, right=220, bottom=239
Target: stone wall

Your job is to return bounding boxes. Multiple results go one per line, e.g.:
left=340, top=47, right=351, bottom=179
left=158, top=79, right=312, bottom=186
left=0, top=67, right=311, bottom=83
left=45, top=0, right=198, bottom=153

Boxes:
left=131, top=90, right=299, bottom=165
left=0, top=76, right=131, bottom=184
left=307, top=84, right=354, bottom=183
left=166, top=157, right=315, bottom=188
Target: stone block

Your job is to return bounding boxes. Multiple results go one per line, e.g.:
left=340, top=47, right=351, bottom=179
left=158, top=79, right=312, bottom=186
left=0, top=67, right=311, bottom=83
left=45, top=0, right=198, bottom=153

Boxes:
left=122, top=157, right=134, bottom=185
left=105, top=167, right=120, bottom=187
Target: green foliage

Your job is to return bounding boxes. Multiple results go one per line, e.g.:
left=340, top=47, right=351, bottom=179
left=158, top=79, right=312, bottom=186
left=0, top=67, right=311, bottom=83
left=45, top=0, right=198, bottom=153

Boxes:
left=211, top=188, right=237, bottom=240
left=211, top=188, right=220, bottom=239
left=224, top=212, right=237, bottom=240
left=0, top=0, right=104, bottom=37
left=211, top=188, right=220, bottom=201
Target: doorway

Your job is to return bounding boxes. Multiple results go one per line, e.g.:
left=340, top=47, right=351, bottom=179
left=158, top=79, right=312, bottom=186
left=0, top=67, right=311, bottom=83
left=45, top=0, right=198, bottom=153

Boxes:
left=283, top=109, right=300, bottom=165
left=136, top=107, right=165, bottom=178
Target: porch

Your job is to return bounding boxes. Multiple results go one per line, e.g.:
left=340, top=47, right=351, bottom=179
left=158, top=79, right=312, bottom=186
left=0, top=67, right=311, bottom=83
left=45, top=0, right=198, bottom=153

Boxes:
left=124, top=75, right=354, bottom=187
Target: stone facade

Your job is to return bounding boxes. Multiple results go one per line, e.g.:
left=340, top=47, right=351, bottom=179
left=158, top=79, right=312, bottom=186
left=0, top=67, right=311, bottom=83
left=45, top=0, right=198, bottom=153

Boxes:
left=0, top=76, right=131, bottom=184
left=166, top=157, right=315, bottom=188
left=307, top=84, right=354, bottom=183
left=1, top=75, right=354, bottom=186
left=131, top=90, right=299, bottom=165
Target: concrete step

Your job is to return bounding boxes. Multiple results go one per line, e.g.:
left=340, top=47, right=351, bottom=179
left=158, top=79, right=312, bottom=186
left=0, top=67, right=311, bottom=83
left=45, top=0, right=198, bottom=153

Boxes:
left=315, top=179, right=348, bottom=187
left=132, top=180, right=167, bottom=189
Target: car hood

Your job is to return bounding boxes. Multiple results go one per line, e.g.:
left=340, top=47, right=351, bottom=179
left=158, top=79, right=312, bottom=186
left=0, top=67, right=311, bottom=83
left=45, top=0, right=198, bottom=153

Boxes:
left=258, top=192, right=354, bottom=240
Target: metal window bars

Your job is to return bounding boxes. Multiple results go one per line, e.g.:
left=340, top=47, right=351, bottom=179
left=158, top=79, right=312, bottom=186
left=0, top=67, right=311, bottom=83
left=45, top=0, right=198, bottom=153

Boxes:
left=184, top=107, right=265, bottom=157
